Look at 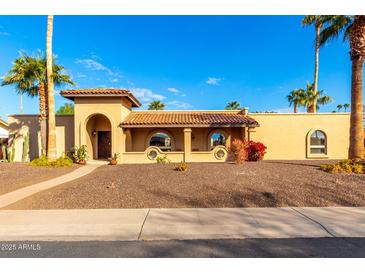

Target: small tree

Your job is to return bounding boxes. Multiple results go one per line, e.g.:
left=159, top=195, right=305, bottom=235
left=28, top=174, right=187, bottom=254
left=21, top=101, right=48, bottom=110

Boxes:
left=225, top=101, right=241, bottom=110
left=148, top=100, right=165, bottom=110
left=343, top=103, right=350, bottom=112
left=337, top=104, right=343, bottom=112
left=56, top=103, right=74, bottom=115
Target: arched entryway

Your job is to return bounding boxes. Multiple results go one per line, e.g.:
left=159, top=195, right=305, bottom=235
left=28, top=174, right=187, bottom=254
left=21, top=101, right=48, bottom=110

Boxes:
left=85, top=114, right=112, bottom=160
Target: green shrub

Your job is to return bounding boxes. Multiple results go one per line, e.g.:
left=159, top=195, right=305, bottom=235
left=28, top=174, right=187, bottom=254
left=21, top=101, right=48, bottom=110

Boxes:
left=22, top=132, right=30, bottom=162
left=30, top=155, right=73, bottom=167
left=51, top=156, right=73, bottom=167
left=1, top=145, right=7, bottom=161
left=156, top=155, right=171, bottom=164
left=320, top=160, right=364, bottom=174
left=175, top=161, right=188, bottom=171
left=73, top=145, right=88, bottom=163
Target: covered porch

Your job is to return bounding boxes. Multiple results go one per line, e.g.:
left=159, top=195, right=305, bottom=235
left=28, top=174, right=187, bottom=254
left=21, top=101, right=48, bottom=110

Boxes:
left=119, top=110, right=259, bottom=163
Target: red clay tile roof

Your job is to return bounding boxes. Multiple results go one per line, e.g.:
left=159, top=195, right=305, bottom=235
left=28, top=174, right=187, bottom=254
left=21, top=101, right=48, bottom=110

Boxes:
left=60, top=89, right=141, bottom=107
left=120, top=111, right=259, bottom=128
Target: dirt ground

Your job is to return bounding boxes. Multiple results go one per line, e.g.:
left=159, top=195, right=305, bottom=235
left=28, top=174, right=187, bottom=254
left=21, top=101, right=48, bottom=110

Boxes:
left=4, top=160, right=365, bottom=209
left=0, top=162, right=78, bottom=195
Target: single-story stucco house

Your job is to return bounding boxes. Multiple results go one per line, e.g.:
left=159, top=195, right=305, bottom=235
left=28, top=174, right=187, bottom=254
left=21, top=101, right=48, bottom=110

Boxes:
left=8, top=88, right=350, bottom=163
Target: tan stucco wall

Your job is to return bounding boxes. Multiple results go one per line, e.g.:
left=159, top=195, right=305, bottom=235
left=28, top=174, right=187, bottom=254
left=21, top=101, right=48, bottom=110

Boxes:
left=7, top=114, right=74, bottom=161
left=249, top=113, right=350, bottom=160
left=73, top=97, right=131, bottom=160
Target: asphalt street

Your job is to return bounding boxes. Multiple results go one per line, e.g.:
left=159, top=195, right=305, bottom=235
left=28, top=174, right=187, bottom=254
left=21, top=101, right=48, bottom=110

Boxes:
left=1, top=237, right=365, bottom=258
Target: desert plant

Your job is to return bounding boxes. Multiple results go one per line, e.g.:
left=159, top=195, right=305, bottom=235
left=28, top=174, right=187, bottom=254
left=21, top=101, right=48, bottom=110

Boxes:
left=30, top=155, right=73, bottom=167
left=175, top=161, right=188, bottom=171
left=109, top=153, right=120, bottom=165
left=22, top=132, right=30, bottom=162
left=7, top=145, right=15, bottom=163
left=230, top=139, right=247, bottom=165
left=1, top=145, right=7, bottom=161
left=73, top=145, right=88, bottom=164
left=156, top=155, right=171, bottom=164
left=246, top=141, right=267, bottom=161
left=320, top=159, right=364, bottom=174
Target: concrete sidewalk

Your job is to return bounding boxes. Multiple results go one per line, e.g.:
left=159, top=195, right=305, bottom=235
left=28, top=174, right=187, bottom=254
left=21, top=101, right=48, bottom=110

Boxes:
left=0, top=207, right=364, bottom=241
left=0, top=164, right=101, bottom=209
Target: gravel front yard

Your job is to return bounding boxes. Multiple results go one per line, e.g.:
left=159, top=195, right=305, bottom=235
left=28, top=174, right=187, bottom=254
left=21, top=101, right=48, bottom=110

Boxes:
left=0, top=162, right=79, bottom=195
left=5, top=160, right=365, bottom=209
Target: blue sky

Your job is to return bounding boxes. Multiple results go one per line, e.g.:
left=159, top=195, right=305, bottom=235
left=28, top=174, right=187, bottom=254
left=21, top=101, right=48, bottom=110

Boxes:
left=0, top=15, right=358, bottom=120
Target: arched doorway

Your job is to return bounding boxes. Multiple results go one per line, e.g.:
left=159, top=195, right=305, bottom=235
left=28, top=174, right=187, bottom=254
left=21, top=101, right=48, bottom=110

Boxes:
left=85, top=114, right=112, bottom=159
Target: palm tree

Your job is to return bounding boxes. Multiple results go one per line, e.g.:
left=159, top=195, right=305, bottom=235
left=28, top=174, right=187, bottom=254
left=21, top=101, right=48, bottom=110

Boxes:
left=56, top=103, right=74, bottom=115
left=225, top=101, right=241, bottom=110
left=2, top=54, right=74, bottom=156
left=286, top=89, right=305, bottom=113
left=320, top=15, right=365, bottom=159
left=148, top=100, right=165, bottom=110
left=46, top=15, right=57, bottom=160
left=337, top=104, right=343, bottom=112
left=343, top=103, right=350, bottom=112
left=302, top=16, right=326, bottom=113
left=302, top=83, right=333, bottom=111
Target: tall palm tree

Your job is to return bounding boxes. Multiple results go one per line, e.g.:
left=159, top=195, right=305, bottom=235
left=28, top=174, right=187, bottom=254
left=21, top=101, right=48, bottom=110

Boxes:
left=302, top=16, right=326, bottom=113
left=2, top=54, right=74, bottom=156
left=148, top=100, right=165, bottom=110
left=337, top=104, right=343, bottom=112
left=46, top=15, right=57, bottom=160
left=343, top=103, right=350, bottom=112
left=225, top=101, right=241, bottom=110
left=302, top=83, right=333, bottom=111
left=286, top=89, right=305, bottom=113
left=320, top=15, right=365, bottom=159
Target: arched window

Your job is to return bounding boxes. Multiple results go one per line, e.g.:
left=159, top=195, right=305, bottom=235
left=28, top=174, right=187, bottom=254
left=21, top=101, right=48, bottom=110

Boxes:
left=310, top=130, right=327, bottom=154
left=210, top=131, right=226, bottom=149
left=149, top=132, right=172, bottom=151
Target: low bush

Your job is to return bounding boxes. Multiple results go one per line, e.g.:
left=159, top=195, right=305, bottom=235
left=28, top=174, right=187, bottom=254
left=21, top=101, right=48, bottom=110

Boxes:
left=246, top=141, right=267, bottom=161
left=156, top=155, right=171, bottom=164
left=73, top=145, right=88, bottom=164
left=230, top=139, right=267, bottom=164
left=320, top=160, right=364, bottom=174
left=30, top=155, right=73, bottom=167
left=175, top=161, right=188, bottom=171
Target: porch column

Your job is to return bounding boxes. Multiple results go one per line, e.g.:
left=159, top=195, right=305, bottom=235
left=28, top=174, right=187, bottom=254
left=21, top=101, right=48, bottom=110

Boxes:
left=241, top=127, right=246, bottom=141
left=183, top=128, right=192, bottom=162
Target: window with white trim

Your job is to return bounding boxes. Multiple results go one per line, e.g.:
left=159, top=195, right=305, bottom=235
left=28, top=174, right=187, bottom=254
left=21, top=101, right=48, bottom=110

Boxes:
left=310, top=130, right=327, bottom=154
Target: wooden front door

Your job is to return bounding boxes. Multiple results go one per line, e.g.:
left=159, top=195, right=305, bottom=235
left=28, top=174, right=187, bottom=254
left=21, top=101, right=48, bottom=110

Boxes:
left=97, top=131, right=111, bottom=159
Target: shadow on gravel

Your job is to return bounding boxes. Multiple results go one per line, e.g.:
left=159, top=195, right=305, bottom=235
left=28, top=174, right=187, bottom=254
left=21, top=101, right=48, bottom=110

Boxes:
left=1, top=238, right=365, bottom=258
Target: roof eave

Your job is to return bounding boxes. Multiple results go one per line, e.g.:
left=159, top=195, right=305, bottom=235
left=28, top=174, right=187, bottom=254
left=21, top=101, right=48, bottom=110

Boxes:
left=119, top=123, right=259, bottom=128
left=60, top=93, right=141, bottom=107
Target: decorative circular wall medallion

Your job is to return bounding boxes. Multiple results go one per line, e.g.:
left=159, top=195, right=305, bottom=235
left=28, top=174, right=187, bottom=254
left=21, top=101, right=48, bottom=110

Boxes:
left=215, top=148, right=226, bottom=160
left=147, top=149, right=158, bottom=160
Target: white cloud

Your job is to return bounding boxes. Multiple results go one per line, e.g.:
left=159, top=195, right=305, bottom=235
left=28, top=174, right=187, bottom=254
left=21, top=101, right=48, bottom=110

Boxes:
left=0, top=31, right=10, bottom=36
left=131, top=88, right=166, bottom=103
left=167, top=87, right=179, bottom=94
left=181, top=93, right=187, bottom=97
left=206, top=77, right=223, bottom=85
left=76, top=57, right=123, bottom=81
left=76, top=58, right=108, bottom=71
left=166, top=100, right=191, bottom=109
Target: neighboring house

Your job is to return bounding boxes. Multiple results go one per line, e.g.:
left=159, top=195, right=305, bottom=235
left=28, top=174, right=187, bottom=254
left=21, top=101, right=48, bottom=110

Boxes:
left=0, top=118, right=9, bottom=159
left=8, top=89, right=350, bottom=162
